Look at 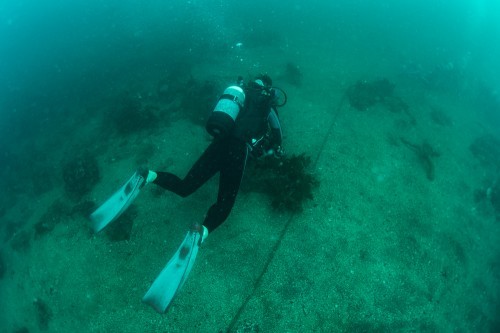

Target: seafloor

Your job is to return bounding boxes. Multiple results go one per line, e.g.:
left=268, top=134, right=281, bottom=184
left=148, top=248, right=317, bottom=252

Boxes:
left=1, top=40, right=499, bottom=332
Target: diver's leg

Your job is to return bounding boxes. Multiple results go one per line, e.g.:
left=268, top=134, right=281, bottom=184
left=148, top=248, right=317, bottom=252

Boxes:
left=203, top=142, right=248, bottom=232
left=153, top=141, right=223, bottom=197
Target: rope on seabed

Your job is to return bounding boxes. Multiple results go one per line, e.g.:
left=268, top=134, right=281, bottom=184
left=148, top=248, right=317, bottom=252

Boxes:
left=226, top=92, right=347, bottom=332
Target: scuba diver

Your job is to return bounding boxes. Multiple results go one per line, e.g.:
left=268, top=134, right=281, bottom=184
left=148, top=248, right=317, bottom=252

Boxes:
left=148, top=74, right=284, bottom=237
left=90, top=74, right=286, bottom=313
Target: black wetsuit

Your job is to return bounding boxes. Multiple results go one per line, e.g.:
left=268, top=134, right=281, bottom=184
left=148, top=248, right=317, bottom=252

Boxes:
left=153, top=82, right=282, bottom=232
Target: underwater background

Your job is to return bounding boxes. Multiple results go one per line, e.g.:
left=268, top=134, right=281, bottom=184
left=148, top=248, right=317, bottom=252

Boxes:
left=1, top=0, right=500, bottom=332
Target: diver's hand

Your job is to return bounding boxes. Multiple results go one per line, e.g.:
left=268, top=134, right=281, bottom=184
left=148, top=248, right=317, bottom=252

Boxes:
left=273, top=146, right=285, bottom=158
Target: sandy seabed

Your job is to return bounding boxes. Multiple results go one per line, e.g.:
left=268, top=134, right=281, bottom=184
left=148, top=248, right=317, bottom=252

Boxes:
left=1, top=40, right=499, bottom=333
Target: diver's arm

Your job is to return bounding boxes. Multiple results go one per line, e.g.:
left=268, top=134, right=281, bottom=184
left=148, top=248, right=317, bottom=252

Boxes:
left=268, top=107, right=282, bottom=147
left=267, top=107, right=284, bottom=157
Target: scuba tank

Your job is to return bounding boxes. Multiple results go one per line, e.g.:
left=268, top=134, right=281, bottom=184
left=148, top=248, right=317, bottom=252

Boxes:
left=206, top=75, right=287, bottom=138
left=206, top=85, right=245, bottom=138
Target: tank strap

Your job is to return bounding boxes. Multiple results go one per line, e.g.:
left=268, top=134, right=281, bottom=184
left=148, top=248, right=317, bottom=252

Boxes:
left=220, top=94, right=244, bottom=109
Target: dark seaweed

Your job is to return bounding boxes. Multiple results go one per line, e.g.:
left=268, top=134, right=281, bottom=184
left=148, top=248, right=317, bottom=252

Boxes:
left=242, top=153, right=320, bottom=212
left=401, top=138, right=440, bottom=181
left=346, top=79, right=416, bottom=126
left=33, top=298, right=53, bottom=331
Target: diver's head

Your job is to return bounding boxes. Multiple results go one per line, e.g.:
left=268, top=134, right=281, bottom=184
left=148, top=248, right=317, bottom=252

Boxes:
left=255, top=74, right=273, bottom=88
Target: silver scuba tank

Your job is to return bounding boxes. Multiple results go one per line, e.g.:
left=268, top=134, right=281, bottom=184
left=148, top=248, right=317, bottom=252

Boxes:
left=206, top=85, right=245, bottom=137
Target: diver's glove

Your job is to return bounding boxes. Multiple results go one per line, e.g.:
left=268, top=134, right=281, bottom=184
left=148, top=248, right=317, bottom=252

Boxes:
left=273, top=145, right=285, bottom=159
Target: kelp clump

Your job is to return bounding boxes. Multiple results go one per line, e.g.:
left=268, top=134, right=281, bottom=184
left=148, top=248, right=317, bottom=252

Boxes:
left=34, top=298, right=53, bottom=331
left=346, top=79, right=409, bottom=113
left=243, top=154, right=320, bottom=212
left=108, top=93, right=159, bottom=134
left=469, top=134, right=500, bottom=168
left=62, top=153, right=99, bottom=199
left=401, top=138, right=440, bottom=181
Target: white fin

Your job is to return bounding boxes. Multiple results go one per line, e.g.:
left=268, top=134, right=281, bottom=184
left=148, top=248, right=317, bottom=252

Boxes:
left=90, top=171, right=145, bottom=233
left=142, top=226, right=203, bottom=313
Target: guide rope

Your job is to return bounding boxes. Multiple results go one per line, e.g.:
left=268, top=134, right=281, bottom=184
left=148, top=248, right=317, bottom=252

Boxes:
left=226, top=92, right=347, bottom=332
